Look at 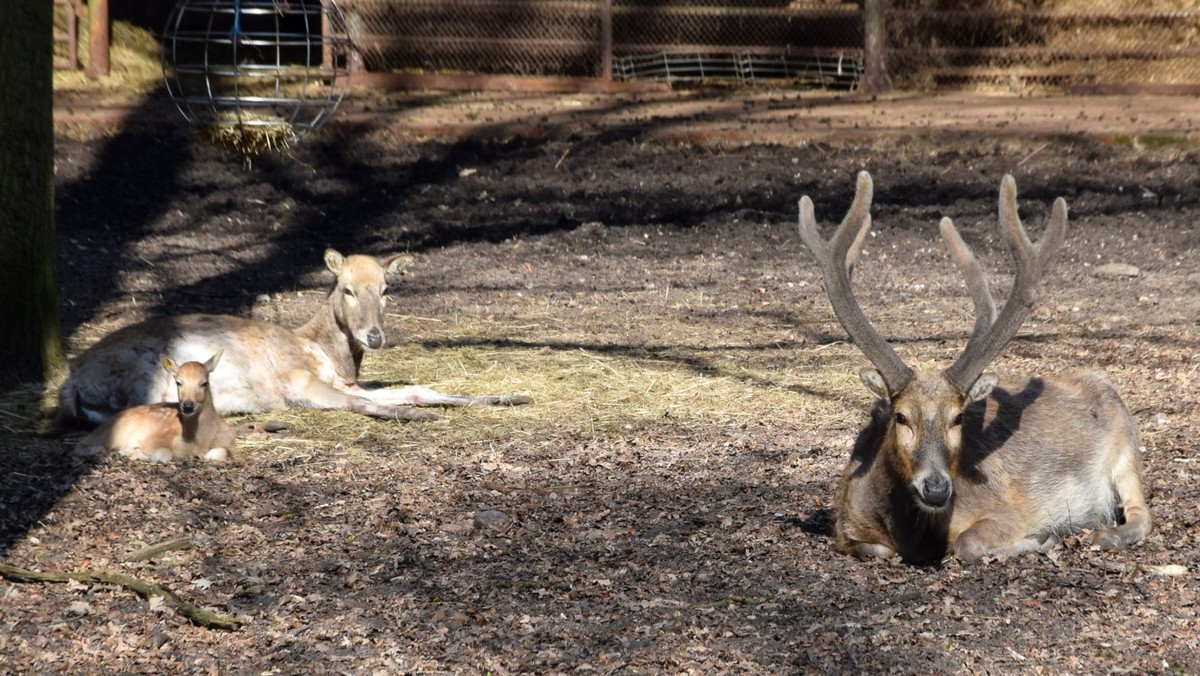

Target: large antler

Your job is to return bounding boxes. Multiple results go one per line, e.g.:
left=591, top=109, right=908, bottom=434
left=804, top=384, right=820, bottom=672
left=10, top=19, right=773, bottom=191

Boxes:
left=799, top=171, right=914, bottom=395
left=942, top=174, right=1069, bottom=393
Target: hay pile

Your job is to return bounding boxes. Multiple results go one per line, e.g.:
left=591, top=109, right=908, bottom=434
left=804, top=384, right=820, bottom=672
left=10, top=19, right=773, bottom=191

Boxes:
left=234, top=341, right=846, bottom=463
left=53, top=19, right=162, bottom=101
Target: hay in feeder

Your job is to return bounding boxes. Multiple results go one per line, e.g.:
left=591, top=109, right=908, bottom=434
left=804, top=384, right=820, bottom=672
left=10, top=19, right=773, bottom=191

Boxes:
left=200, top=111, right=296, bottom=158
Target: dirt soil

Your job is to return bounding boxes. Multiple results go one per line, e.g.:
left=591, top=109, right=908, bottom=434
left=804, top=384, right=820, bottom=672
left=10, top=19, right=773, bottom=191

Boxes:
left=3, top=89, right=1200, bottom=673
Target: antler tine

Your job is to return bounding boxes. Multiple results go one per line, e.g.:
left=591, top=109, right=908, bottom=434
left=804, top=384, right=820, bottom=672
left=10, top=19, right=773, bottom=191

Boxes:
left=799, top=171, right=914, bottom=395
left=944, top=175, right=1069, bottom=392
left=845, top=213, right=871, bottom=277
left=938, top=216, right=998, bottom=356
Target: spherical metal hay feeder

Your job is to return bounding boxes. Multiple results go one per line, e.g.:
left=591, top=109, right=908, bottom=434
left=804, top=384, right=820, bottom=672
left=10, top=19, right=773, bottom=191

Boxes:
left=162, top=0, right=353, bottom=156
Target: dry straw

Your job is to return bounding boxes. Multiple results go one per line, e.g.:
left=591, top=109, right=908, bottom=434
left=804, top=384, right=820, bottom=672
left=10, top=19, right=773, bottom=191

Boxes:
left=233, top=341, right=849, bottom=464
left=200, top=111, right=296, bottom=157
left=53, top=20, right=162, bottom=100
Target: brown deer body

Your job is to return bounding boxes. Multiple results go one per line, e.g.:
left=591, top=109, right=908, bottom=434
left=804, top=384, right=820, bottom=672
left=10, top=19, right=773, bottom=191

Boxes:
left=58, top=250, right=532, bottom=427
left=75, top=353, right=236, bottom=463
left=800, top=172, right=1151, bottom=563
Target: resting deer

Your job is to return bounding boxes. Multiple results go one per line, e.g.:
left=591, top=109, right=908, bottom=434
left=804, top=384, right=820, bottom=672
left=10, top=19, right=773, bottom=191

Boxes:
left=58, top=249, right=532, bottom=427
left=798, top=172, right=1151, bottom=564
left=75, top=353, right=236, bottom=463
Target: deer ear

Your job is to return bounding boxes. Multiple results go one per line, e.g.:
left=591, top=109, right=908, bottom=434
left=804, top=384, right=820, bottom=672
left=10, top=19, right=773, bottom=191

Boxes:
left=159, top=354, right=178, bottom=375
left=858, top=368, right=891, bottom=401
left=965, top=373, right=998, bottom=404
left=324, top=249, right=346, bottom=275
left=204, top=350, right=223, bottom=372
left=381, top=253, right=414, bottom=275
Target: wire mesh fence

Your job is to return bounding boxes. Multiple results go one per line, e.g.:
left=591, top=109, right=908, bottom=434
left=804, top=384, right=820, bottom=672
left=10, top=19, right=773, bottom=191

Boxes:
left=203, top=0, right=1200, bottom=92
left=55, top=1, right=1199, bottom=92
left=343, top=0, right=606, bottom=77
left=342, top=0, right=865, bottom=86
left=614, top=51, right=862, bottom=87
left=890, top=1, right=1200, bottom=92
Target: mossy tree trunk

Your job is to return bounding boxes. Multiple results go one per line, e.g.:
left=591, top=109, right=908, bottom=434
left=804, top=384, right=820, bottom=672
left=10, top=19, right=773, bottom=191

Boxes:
left=0, top=2, right=66, bottom=389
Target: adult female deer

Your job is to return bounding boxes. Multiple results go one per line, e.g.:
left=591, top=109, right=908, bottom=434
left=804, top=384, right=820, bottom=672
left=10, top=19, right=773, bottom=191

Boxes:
left=58, top=249, right=532, bottom=427
left=75, top=353, right=236, bottom=463
left=799, top=172, right=1151, bottom=563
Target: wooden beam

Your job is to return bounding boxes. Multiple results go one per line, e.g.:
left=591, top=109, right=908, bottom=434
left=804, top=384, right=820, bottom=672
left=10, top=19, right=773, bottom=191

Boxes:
left=346, top=72, right=669, bottom=93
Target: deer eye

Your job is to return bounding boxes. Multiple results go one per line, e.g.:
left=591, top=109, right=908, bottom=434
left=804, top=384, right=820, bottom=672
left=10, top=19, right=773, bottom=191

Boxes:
left=894, top=412, right=909, bottom=426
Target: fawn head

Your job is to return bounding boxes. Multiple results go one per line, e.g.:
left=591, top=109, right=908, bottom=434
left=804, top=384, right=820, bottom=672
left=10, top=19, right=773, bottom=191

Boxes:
left=161, top=351, right=222, bottom=417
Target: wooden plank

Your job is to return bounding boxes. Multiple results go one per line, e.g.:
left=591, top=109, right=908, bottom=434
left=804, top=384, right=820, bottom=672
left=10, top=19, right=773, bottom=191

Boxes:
left=346, top=71, right=668, bottom=93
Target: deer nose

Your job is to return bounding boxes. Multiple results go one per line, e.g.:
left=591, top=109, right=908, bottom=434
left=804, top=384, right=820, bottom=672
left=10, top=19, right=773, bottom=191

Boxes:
left=920, top=474, right=953, bottom=507
left=365, top=328, right=384, bottom=349
left=179, top=400, right=197, bottom=415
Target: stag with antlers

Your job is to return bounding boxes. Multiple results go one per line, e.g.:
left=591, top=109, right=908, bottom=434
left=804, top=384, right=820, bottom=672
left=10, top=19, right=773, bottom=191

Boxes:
left=798, top=172, right=1151, bottom=563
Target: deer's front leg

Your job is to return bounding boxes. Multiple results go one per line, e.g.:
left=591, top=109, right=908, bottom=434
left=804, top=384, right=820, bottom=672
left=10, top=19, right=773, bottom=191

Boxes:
left=290, top=373, right=439, bottom=421
left=954, top=515, right=1057, bottom=562
left=835, top=519, right=897, bottom=560
left=846, top=541, right=898, bottom=560
left=350, top=384, right=532, bottom=408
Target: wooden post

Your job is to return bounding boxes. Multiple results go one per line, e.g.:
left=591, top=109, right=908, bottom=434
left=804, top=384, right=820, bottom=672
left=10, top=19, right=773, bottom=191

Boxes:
left=322, top=1, right=333, bottom=75
left=600, top=0, right=613, bottom=81
left=861, top=0, right=892, bottom=94
left=85, top=0, right=109, bottom=79
left=67, top=1, right=79, bottom=69
left=0, top=0, right=67, bottom=387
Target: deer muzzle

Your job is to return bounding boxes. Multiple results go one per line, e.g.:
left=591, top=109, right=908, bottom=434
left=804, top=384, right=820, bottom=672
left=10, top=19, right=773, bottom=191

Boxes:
left=365, top=328, right=385, bottom=350
left=914, top=471, right=953, bottom=509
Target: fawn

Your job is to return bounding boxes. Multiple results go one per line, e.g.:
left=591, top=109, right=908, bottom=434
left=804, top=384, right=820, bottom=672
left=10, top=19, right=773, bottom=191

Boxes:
left=75, top=352, right=236, bottom=463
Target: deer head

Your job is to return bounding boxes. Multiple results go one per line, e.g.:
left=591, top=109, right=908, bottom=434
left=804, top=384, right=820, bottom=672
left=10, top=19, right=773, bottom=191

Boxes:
left=799, top=172, right=1068, bottom=511
left=324, top=249, right=411, bottom=351
left=161, top=351, right=223, bottom=418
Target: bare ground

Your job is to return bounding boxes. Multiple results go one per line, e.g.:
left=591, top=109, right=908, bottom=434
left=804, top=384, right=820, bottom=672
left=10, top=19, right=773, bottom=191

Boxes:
left=2, top=90, right=1199, bottom=673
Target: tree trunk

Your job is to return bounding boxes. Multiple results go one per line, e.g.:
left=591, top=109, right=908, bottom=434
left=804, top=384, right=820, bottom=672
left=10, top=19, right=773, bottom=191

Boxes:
left=0, top=3, right=65, bottom=389
left=861, top=0, right=893, bottom=94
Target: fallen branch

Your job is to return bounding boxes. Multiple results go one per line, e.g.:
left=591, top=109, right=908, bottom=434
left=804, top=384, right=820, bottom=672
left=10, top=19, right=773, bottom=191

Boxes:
left=0, top=562, right=244, bottom=630
left=124, top=536, right=194, bottom=563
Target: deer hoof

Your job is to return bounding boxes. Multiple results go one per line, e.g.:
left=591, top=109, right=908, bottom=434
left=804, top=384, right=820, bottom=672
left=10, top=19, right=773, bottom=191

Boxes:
left=204, top=448, right=232, bottom=463
left=1091, top=529, right=1126, bottom=550
left=235, top=420, right=292, bottom=438
left=399, top=408, right=440, bottom=422
left=496, top=395, right=534, bottom=407
left=74, top=441, right=104, bottom=457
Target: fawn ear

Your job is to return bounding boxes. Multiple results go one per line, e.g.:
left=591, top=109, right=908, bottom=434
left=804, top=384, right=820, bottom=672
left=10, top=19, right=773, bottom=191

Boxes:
left=858, top=368, right=891, bottom=401
left=965, top=373, right=998, bottom=404
left=204, top=350, right=224, bottom=372
left=324, top=249, right=346, bottom=275
left=159, top=354, right=178, bottom=375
